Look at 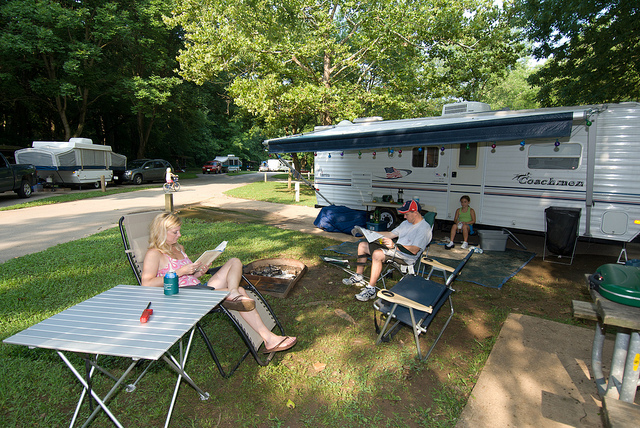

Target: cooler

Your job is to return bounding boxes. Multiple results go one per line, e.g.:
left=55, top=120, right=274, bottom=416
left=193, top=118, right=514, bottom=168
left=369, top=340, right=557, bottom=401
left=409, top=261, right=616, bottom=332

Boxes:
left=478, top=230, right=508, bottom=251
left=589, top=264, right=640, bottom=308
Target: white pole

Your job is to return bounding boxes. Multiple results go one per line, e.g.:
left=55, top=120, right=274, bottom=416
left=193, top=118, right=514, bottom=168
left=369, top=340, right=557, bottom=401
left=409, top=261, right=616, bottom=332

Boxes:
left=295, top=182, right=300, bottom=202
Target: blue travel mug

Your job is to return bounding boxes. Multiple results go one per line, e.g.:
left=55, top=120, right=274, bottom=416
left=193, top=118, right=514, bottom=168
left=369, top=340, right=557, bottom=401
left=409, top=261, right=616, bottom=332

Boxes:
left=164, top=271, right=179, bottom=295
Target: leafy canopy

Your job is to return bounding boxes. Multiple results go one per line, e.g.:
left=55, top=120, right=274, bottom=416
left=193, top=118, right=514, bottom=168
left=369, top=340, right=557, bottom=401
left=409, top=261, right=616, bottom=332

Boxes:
left=515, top=0, right=640, bottom=106
left=169, top=0, right=522, bottom=134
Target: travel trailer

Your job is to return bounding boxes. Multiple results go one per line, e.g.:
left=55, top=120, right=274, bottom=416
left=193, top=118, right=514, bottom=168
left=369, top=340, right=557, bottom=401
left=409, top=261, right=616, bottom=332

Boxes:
left=214, top=154, right=242, bottom=172
left=15, top=138, right=127, bottom=188
left=265, top=102, right=640, bottom=243
left=259, top=159, right=289, bottom=172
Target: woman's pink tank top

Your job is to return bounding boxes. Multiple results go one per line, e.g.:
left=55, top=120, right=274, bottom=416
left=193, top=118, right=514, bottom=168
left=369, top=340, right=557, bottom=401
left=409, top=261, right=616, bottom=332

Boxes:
left=156, top=249, right=200, bottom=287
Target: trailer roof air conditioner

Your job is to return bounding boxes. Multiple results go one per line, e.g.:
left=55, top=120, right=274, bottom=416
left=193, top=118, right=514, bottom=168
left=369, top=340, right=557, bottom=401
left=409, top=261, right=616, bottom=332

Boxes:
left=442, top=102, right=491, bottom=115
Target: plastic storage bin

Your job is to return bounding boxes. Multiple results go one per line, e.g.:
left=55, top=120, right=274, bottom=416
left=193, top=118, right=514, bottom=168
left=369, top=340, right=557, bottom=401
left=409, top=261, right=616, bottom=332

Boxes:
left=366, top=222, right=387, bottom=231
left=478, top=230, right=508, bottom=251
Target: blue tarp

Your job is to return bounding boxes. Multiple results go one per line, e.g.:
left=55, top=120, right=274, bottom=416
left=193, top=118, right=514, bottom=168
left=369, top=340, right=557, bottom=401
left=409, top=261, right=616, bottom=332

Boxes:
left=314, top=205, right=368, bottom=234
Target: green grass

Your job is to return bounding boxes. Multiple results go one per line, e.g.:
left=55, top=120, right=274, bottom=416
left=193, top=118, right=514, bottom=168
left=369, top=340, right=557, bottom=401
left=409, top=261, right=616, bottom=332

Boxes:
left=0, top=217, right=507, bottom=427
left=0, top=182, right=592, bottom=427
left=0, top=186, right=157, bottom=211
left=225, top=180, right=317, bottom=207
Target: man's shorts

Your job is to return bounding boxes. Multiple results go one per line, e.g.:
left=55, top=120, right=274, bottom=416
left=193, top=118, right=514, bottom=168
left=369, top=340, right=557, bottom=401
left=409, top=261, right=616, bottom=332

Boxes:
left=368, top=242, right=416, bottom=265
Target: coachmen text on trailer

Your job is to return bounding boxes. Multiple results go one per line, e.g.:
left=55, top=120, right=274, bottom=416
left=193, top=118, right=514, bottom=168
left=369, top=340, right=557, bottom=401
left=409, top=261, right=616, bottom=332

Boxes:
left=265, top=102, right=640, bottom=243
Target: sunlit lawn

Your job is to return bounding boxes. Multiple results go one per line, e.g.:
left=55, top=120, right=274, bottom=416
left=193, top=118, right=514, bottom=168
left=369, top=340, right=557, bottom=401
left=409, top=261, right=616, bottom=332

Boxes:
left=225, top=179, right=317, bottom=207
left=0, top=217, right=502, bottom=427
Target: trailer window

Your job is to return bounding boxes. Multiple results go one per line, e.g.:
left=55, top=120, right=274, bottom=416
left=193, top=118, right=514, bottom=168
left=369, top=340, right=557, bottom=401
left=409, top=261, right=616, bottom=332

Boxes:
left=528, top=143, right=581, bottom=170
left=458, top=143, right=477, bottom=167
left=412, top=147, right=439, bottom=168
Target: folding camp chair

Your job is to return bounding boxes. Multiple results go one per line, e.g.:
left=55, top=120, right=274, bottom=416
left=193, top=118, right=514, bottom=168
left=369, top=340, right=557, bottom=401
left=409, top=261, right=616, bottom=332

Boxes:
left=373, top=250, right=473, bottom=361
left=119, top=211, right=285, bottom=378
left=417, top=255, right=456, bottom=282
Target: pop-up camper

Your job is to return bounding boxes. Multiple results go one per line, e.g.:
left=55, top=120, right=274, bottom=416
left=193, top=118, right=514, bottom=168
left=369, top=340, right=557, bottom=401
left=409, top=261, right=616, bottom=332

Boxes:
left=214, top=154, right=242, bottom=172
left=265, top=102, right=640, bottom=243
left=15, top=138, right=127, bottom=187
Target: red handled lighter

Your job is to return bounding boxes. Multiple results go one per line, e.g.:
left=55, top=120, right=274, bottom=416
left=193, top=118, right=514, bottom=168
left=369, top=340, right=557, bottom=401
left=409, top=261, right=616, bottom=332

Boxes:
left=140, top=302, right=153, bottom=323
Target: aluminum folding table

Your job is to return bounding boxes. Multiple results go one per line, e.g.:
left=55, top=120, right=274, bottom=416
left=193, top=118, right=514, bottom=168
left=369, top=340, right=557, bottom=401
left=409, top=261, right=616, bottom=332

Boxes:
left=3, top=284, right=228, bottom=427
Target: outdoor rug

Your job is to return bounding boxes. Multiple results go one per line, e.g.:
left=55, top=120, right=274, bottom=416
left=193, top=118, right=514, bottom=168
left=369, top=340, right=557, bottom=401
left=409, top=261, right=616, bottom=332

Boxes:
left=323, top=241, right=535, bottom=289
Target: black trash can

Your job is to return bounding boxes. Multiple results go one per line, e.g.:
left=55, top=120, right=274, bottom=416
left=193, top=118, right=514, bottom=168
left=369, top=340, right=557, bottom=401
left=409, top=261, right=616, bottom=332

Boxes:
left=544, top=207, right=581, bottom=256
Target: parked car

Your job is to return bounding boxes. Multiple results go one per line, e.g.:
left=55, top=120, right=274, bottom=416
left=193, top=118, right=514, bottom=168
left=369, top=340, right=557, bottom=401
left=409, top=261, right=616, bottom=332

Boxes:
left=202, top=160, right=222, bottom=174
left=0, top=152, right=36, bottom=198
left=123, top=159, right=173, bottom=185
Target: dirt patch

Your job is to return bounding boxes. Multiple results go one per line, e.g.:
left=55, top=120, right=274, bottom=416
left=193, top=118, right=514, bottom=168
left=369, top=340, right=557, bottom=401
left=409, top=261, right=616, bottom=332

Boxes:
left=171, top=210, right=625, bottom=426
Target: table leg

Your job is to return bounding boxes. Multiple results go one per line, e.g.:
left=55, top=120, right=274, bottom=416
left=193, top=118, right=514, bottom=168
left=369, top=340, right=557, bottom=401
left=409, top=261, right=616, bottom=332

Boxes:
left=80, top=361, right=138, bottom=428
left=620, top=331, right=640, bottom=403
left=57, top=351, right=128, bottom=428
left=591, top=322, right=607, bottom=396
left=605, top=330, right=630, bottom=399
left=161, top=327, right=210, bottom=428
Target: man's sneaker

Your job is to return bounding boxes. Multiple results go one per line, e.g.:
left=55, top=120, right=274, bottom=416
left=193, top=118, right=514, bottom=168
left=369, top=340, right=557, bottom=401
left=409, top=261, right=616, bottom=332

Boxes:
left=342, top=274, right=366, bottom=287
left=445, top=241, right=454, bottom=250
left=355, top=286, right=377, bottom=301
left=461, top=241, right=469, bottom=249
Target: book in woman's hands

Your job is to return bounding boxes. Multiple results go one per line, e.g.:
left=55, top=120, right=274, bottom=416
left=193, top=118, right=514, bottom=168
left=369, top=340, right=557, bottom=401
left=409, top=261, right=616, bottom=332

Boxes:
left=195, top=241, right=227, bottom=266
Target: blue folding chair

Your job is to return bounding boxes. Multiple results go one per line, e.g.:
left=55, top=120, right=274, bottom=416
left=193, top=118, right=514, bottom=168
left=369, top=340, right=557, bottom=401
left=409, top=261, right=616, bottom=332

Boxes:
left=373, top=250, right=474, bottom=361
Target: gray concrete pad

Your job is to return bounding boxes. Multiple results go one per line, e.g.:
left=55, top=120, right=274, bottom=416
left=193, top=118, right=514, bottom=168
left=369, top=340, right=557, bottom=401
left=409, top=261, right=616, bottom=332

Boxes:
left=456, top=313, right=621, bottom=428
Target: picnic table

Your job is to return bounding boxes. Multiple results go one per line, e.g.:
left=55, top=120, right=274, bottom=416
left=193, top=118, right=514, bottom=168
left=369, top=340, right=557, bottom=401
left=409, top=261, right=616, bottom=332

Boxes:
left=572, top=282, right=640, bottom=427
left=3, top=284, right=228, bottom=427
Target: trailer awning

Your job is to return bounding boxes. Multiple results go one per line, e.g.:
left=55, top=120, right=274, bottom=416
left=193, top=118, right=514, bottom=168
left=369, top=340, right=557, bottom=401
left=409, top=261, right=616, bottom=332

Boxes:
left=266, top=111, right=575, bottom=154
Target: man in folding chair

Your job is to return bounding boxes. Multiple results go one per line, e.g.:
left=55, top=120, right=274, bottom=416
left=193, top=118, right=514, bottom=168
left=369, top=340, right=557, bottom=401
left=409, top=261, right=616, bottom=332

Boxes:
left=343, top=200, right=432, bottom=301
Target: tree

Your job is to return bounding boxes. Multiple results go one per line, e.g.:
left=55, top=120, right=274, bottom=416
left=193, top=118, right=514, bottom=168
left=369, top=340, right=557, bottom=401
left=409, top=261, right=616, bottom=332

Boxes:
left=478, top=59, right=541, bottom=111
left=0, top=0, right=132, bottom=140
left=169, top=0, right=522, bottom=137
left=515, top=0, right=640, bottom=106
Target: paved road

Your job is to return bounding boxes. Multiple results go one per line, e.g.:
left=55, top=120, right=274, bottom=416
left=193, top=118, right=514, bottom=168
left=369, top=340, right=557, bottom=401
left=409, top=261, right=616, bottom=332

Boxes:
left=0, top=173, right=332, bottom=264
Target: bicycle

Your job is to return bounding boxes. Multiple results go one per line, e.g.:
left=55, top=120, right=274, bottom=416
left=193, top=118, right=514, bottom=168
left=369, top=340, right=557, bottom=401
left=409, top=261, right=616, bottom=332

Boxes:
left=163, top=175, right=180, bottom=193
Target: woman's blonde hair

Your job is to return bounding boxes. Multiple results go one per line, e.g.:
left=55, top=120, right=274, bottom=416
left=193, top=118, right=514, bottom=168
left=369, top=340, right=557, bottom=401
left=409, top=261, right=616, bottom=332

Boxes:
left=149, top=212, right=182, bottom=255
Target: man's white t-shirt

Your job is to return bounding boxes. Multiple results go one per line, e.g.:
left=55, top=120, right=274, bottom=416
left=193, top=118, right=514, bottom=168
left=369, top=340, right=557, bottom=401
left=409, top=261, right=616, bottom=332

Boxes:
left=388, top=218, right=431, bottom=263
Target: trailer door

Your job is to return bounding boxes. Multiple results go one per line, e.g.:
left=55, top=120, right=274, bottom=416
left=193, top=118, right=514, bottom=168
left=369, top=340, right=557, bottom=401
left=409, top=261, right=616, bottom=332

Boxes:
left=446, top=143, right=485, bottom=221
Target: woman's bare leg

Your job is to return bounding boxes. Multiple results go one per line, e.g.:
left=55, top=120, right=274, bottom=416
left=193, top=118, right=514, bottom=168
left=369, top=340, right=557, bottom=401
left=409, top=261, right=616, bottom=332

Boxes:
left=207, top=257, right=244, bottom=299
left=207, top=258, right=295, bottom=350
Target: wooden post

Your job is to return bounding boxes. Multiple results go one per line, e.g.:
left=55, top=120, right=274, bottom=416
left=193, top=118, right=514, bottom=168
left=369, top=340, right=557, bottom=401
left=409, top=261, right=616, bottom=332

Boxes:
left=100, top=175, right=106, bottom=192
left=165, top=193, right=173, bottom=212
left=288, top=172, right=292, bottom=190
left=264, top=172, right=267, bottom=182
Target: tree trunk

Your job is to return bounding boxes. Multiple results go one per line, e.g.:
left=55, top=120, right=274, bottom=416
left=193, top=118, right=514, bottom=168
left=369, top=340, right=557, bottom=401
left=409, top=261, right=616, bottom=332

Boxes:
left=291, top=153, right=302, bottom=172
left=136, top=110, right=156, bottom=159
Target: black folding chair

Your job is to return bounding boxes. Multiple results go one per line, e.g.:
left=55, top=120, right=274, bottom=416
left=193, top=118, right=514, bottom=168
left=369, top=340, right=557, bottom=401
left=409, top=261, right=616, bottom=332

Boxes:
left=373, top=250, right=473, bottom=361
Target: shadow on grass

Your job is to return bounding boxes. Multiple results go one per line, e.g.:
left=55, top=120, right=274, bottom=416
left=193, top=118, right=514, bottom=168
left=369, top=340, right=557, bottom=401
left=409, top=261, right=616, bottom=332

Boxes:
left=1, top=216, right=599, bottom=427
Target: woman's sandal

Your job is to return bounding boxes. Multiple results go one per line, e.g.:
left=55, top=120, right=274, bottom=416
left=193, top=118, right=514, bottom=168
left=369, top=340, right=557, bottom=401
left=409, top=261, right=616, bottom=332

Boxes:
left=263, top=336, right=297, bottom=354
left=222, top=295, right=256, bottom=312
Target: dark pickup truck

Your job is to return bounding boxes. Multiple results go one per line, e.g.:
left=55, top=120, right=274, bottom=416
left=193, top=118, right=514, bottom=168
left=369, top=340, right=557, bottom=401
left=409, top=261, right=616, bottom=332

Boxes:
left=0, top=152, right=36, bottom=198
